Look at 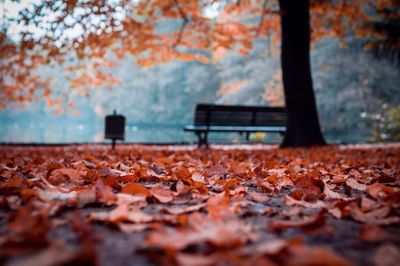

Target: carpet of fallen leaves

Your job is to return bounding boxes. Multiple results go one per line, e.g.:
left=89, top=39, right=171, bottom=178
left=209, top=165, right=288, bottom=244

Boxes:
left=0, top=144, right=399, bottom=266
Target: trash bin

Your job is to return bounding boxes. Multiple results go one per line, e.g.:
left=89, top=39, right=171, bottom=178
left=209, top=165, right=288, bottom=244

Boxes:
left=105, top=110, right=125, bottom=149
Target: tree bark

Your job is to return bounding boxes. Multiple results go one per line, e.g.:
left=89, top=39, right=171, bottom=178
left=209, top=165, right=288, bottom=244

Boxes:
left=278, top=0, right=326, bottom=147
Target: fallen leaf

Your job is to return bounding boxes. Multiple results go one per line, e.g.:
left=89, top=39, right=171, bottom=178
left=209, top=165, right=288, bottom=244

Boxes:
left=239, top=238, right=287, bottom=256
left=121, top=183, right=151, bottom=197
left=89, top=204, right=153, bottom=224
left=284, top=195, right=325, bottom=209
left=150, top=184, right=174, bottom=203
left=0, top=205, right=51, bottom=256
left=190, top=173, right=205, bottom=183
left=0, top=176, right=25, bottom=191
left=269, top=210, right=325, bottom=231
left=346, top=178, right=367, bottom=191
left=118, top=223, right=149, bottom=233
left=359, top=225, right=399, bottom=242
left=145, top=213, right=253, bottom=251
left=287, top=245, right=352, bottom=266
left=48, top=168, right=83, bottom=186
left=95, top=180, right=117, bottom=205
left=4, top=240, right=95, bottom=266
left=366, top=182, right=385, bottom=198
left=161, top=202, right=207, bottom=215
left=360, top=196, right=376, bottom=212
left=249, top=191, right=269, bottom=202
left=349, top=204, right=400, bottom=225
left=373, top=244, right=400, bottom=266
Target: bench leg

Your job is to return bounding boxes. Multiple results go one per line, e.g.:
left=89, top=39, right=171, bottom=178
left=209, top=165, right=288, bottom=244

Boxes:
left=196, top=132, right=203, bottom=148
left=203, top=132, right=209, bottom=148
left=196, top=132, right=209, bottom=148
left=112, top=139, right=116, bottom=150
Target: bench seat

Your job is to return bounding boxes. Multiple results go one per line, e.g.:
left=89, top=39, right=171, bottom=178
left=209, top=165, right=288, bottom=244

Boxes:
left=184, top=125, right=286, bottom=133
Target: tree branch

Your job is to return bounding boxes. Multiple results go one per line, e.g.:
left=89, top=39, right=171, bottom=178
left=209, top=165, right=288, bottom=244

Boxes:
left=174, top=0, right=188, bottom=23
left=256, top=0, right=269, bottom=37
left=173, top=0, right=188, bottom=48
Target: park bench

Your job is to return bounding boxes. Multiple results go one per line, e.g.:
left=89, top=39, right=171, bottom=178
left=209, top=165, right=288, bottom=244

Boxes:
left=184, top=104, right=286, bottom=147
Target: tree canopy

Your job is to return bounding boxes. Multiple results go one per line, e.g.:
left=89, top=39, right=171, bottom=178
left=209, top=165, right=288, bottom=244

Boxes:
left=0, top=0, right=397, bottom=109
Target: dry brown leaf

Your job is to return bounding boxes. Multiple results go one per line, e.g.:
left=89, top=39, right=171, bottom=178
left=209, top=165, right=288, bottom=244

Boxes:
left=360, top=196, right=376, bottom=212
left=4, top=240, right=93, bottom=266
left=174, top=253, right=216, bottom=266
left=89, top=204, right=153, bottom=224
left=0, top=176, right=25, bottom=191
left=284, top=195, right=325, bottom=209
left=269, top=210, right=325, bottom=231
left=249, top=191, right=269, bottom=202
left=0, top=205, right=51, bottom=256
left=38, top=189, right=78, bottom=205
left=145, top=213, right=254, bottom=251
left=350, top=204, right=400, bottom=225
left=328, top=207, right=343, bottom=219
left=175, top=252, right=279, bottom=266
left=373, top=244, right=400, bottom=266
left=48, top=168, right=83, bottom=186
left=95, top=180, right=117, bottom=206
left=205, top=165, right=226, bottom=176
left=161, top=202, right=207, bottom=215
left=359, top=225, right=399, bottom=242
left=366, top=182, right=385, bottom=198
left=346, top=178, right=367, bottom=191
left=118, top=223, right=149, bottom=233
left=121, top=183, right=151, bottom=197
left=150, top=184, right=174, bottom=203
left=190, top=173, right=205, bottom=183
left=324, top=183, right=352, bottom=200
left=287, top=245, right=352, bottom=266
left=239, top=238, right=287, bottom=256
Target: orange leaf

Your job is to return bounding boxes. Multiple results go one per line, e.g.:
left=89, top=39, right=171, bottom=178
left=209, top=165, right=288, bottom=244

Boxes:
left=121, top=183, right=151, bottom=197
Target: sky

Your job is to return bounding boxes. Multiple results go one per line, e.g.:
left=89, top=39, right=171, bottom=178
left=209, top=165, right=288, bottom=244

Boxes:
left=0, top=0, right=222, bottom=43
left=1, top=0, right=43, bottom=42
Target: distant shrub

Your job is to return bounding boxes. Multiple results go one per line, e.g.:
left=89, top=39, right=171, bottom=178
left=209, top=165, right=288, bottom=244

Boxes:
left=362, top=104, right=400, bottom=142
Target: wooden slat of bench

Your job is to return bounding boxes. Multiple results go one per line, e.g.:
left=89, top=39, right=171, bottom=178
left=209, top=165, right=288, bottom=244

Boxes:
left=195, top=111, right=252, bottom=125
left=194, top=105, right=286, bottom=127
left=184, top=125, right=286, bottom=132
left=195, top=115, right=286, bottom=126
left=195, top=104, right=285, bottom=113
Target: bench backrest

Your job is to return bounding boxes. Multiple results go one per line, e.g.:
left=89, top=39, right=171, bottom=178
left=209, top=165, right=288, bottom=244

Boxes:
left=193, top=104, right=286, bottom=127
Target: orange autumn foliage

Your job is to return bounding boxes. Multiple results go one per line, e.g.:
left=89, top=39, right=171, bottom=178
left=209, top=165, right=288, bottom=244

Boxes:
left=0, top=0, right=396, bottom=109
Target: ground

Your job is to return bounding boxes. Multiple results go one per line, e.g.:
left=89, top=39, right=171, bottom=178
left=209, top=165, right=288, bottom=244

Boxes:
left=0, top=144, right=399, bottom=266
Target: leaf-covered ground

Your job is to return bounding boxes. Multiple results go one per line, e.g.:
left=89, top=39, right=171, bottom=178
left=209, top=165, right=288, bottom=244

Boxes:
left=0, top=144, right=399, bottom=266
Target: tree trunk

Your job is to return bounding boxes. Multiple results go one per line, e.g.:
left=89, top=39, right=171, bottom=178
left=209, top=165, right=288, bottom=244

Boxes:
left=278, top=0, right=326, bottom=147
